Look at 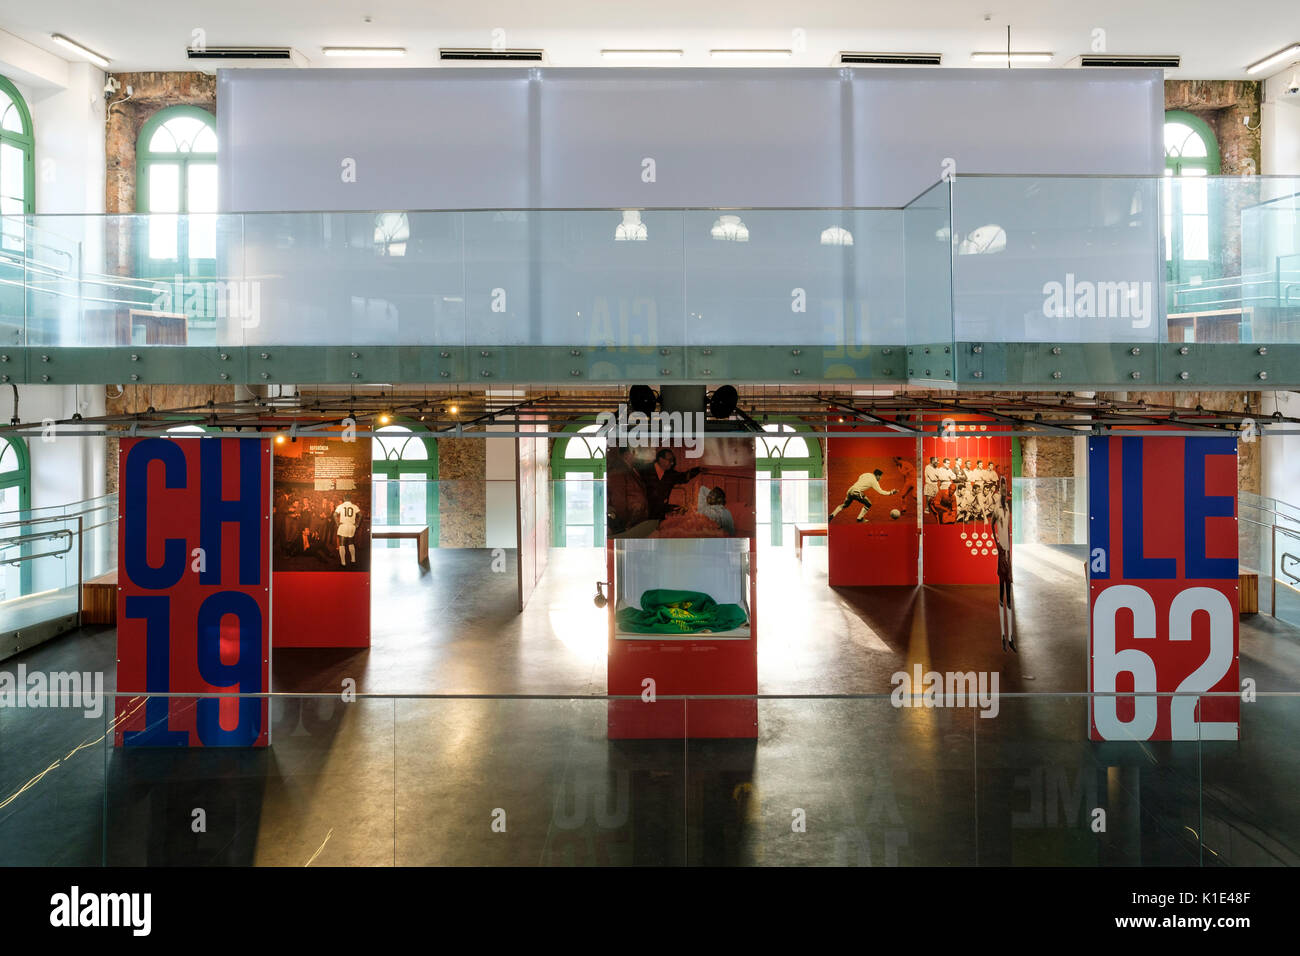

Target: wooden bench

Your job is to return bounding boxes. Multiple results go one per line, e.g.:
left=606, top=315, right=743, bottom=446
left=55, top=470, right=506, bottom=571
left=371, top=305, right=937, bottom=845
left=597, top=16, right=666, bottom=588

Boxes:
left=794, top=522, right=828, bottom=559
left=1240, top=571, right=1259, bottom=615
left=373, top=525, right=430, bottom=566
left=82, top=570, right=117, bottom=625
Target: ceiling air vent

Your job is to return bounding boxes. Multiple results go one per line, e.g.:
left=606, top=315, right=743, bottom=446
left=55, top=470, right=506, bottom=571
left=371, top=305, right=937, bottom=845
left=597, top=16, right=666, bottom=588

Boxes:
left=840, top=52, right=942, bottom=66
left=439, top=48, right=545, bottom=62
left=187, top=46, right=303, bottom=62
left=1068, top=54, right=1181, bottom=69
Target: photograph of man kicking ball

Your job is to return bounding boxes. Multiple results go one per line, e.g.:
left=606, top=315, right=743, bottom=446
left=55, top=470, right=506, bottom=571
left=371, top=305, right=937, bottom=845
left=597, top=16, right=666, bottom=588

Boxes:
left=830, top=468, right=899, bottom=522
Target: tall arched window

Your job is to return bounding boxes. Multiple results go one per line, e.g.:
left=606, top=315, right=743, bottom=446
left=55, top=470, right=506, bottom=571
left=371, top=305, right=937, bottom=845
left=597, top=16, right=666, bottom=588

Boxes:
left=1164, top=111, right=1220, bottom=290
left=551, top=423, right=606, bottom=547
left=757, top=423, right=823, bottom=547
left=0, top=75, right=35, bottom=255
left=371, top=423, right=439, bottom=542
left=0, top=435, right=32, bottom=601
left=137, top=106, right=217, bottom=273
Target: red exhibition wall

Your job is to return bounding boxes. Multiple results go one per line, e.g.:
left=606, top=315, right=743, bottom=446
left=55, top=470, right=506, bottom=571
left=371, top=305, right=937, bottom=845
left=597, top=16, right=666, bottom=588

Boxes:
left=271, top=435, right=371, bottom=648
left=116, top=437, right=271, bottom=747
left=921, top=415, right=1012, bottom=585
left=826, top=428, right=918, bottom=586
left=607, top=436, right=757, bottom=739
left=1087, top=435, right=1239, bottom=741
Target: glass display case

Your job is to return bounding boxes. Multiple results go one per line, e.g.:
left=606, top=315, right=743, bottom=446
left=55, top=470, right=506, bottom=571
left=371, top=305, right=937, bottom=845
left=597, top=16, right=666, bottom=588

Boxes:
left=613, top=537, right=752, bottom=640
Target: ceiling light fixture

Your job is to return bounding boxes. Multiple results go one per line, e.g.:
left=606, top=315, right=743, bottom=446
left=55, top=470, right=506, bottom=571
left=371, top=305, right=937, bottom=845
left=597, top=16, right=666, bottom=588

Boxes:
left=322, top=47, right=406, bottom=58
left=820, top=225, right=854, bottom=247
left=711, top=214, right=750, bottom=242
left=710, top=49, right=792, bottom=61
left=51, top=34, right=110, bottom=69
left=970, top=51, right=1054, bottom=64
left=615, top=210, right=648, bottom=241
left=601, top=49, right=683, bottom=61
left=1246, top=43, right=1300, bottom=75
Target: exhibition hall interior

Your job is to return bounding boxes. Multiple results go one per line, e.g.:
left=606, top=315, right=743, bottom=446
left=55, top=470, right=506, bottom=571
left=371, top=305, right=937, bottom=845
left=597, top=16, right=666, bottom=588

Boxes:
left=1, top=0, right=1300, bottom=869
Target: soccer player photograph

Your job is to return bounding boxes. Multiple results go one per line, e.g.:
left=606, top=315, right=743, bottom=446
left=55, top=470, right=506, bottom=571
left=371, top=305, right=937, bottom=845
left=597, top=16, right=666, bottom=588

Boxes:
left=830, top=468, right=899, bottom=522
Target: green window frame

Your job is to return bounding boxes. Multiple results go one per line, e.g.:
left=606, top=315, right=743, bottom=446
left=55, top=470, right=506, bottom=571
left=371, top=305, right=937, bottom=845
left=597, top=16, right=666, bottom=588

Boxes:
left=757, top=421, right=824, bottom=547
left=372, top=422, right=440, bottom=544
left=0, top=434, right=33, bottom=599
left=136, top=105, right=218, bottom=280
left=551, top=421, right=606, bottom=548
left=0, top=74, right=35, bottom=258
left=1163, top=110, right=1221, bottom=296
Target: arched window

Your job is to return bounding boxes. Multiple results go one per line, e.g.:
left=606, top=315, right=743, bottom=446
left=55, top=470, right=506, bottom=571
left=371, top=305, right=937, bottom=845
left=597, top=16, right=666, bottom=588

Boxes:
left=0, top=75, right=35, bottom=255
left=757, top=422, right=824, bottom=547
left=551, top=423, right=606, bottom=547
left=371, top=423, right=439, bottom=543
left=0, top=435, right=31, bottom=602
left=137, top=106, right=218, bottom=271
left=1164, top=111, right=1220, bottom=289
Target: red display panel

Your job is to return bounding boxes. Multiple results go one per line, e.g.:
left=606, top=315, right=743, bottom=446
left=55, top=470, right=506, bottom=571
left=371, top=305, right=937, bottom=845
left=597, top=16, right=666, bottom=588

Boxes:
left=272, top=435, right=371, bottom=648
left=826, top=429, right=918, bottom=586
left=1087, top=435, right=1239, bottom=741
left=921, top=415, right=1012, bottom=585
left=607, top=436, right=757, bottom=739
left=116, top=437, right=271, bottom=747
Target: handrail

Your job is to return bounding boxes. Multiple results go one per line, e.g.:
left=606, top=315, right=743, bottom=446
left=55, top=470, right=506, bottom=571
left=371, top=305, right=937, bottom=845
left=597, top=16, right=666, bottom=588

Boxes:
left=0, top=528, right=73, bottom=565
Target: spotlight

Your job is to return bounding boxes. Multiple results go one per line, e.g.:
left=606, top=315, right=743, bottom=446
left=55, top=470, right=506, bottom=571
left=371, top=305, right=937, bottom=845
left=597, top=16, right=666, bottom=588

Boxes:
left=275, top=434, right=286, bottom=444
left=628, top=385, right=658, bottom=417
left=707, top=385, right=739, bottom=420
left=379, top=412, right=391, bottom=425
left=449, top=404, right=459, bottom=415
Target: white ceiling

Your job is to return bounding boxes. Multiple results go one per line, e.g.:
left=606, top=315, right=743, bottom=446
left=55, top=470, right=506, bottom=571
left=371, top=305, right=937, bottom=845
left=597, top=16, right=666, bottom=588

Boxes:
left=1, top=0, right=1297, bottom=78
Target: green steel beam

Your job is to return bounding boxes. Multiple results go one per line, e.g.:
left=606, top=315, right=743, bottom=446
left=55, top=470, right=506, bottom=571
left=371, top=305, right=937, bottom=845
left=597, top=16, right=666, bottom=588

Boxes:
left=0, top=344, right=1295, bottom=389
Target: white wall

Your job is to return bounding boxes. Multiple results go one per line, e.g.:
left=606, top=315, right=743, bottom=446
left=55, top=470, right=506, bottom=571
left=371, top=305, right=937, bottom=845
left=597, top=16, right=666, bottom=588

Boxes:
left=1263, top=70, right=1300, bottom=176
left=484, top=431, right=518, bottom=549
left=1262, top=392, right=1300, bottom=511
left=28, top=62, right=106, bottom=217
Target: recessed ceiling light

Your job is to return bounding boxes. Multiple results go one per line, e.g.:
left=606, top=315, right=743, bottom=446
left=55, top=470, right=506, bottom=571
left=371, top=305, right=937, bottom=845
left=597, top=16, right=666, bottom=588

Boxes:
left=710, top=49, right=792, bottom=61
left=50, top=34, right=110, bottom=69
left=321, top=47, right=406, bottom=58
left=971, top=51, right=1054, bottom=64
left=601, top=49, right=683, bottom=61
left=1246, top=43, right=1300, bottom=75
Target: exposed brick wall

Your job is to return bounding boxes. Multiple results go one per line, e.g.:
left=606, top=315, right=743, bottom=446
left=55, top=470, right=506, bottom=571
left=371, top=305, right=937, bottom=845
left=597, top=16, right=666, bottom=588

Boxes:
left=105, top=72, right=216, bottom=216
left=1021, top=436, right=1074, bottom=478
left=102, top=74, right=221, bottom=493
left=1165, top=80, right=1262, bottom=176
left=1165, top=80, right=1262, bottom=278
left=437, top=437, right=486, bottom=547
left=104, top=383, right=234, bottom=493
left=1106, top=390, right=1261, bottom=495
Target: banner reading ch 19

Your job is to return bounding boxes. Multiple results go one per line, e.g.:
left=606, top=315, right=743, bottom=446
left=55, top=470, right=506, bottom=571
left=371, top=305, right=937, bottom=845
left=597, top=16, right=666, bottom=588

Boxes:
left=116, top=437, right=271, bottom=747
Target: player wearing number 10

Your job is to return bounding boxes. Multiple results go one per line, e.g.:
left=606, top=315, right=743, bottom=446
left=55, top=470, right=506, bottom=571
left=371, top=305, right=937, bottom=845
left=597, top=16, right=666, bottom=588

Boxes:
left=335, top=500, right=362, bottom=566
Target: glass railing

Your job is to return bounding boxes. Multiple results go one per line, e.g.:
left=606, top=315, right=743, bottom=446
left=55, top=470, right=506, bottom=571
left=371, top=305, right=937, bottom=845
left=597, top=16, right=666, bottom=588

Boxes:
left=0, top=176, right=1297, bottom=385
left=0, top=495, right=117, bottom=658
left=0, top=692, right=1291, bottom=866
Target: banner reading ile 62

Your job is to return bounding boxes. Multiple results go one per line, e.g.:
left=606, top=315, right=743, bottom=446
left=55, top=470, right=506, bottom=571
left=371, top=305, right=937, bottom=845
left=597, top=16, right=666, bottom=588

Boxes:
left=1087, top=435, right=1239, bottom=741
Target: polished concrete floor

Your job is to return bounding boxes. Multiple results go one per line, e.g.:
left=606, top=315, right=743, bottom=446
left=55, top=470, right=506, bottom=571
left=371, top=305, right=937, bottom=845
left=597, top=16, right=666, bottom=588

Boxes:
left=2, top=542, right=1299, bottom=865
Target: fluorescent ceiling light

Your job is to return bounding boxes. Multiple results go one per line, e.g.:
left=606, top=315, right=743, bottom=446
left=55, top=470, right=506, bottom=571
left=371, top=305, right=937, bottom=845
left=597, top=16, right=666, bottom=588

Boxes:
left=50, top=34, right=110, bottom=69
left=322, top=47, right=406, bottom=57
left=970, top=51, right=1054, bottom=64
left=601, top=49, right=683, bottom=61
left=710, top=49, right=792, bottom=60
left=1246, top=43, right=1300, bottom=75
